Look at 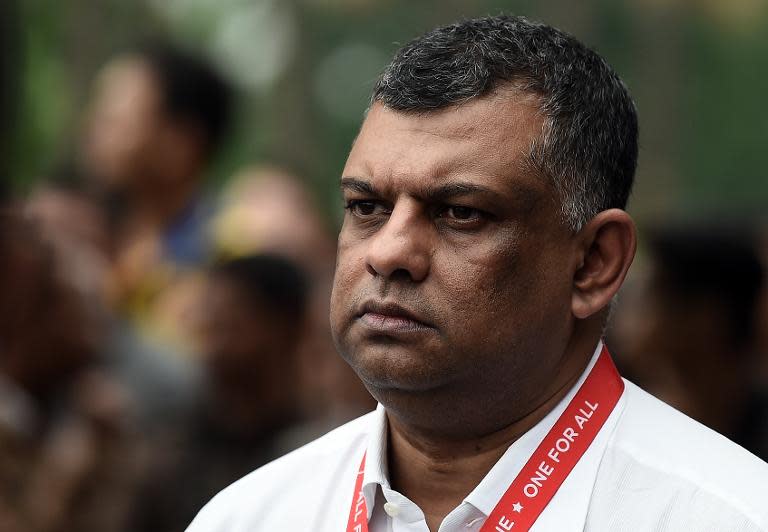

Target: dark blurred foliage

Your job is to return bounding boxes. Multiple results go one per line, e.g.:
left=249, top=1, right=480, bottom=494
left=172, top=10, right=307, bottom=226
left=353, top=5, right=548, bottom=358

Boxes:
left=0, top=0, right=19, bottom=202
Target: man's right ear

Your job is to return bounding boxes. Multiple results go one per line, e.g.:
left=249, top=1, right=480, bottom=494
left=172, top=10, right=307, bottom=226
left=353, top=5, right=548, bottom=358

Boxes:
left=570, top=209, right=637, bottom=320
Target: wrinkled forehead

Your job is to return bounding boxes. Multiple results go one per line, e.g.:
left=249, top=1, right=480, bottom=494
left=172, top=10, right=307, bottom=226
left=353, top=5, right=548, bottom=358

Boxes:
left=366, top=85, right=544, bottom=135
left=346, top=91, right=547, bottom=191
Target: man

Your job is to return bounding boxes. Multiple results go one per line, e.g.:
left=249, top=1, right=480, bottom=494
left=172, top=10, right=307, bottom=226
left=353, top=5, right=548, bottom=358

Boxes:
left=188, top=15, right=768, bottom=532
left=0, top=211, right=139, bottom=532
left=131, top=254, right=310, bottom=532
left=81, top=43, right=231, bottom=347
left=82, top=43, right=231, bottom=266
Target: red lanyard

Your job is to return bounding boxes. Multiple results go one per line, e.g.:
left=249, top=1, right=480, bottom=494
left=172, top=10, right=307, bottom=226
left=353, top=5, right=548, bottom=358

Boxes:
left=346, top=452, right=368, bottom=532
left=345, top=346, right=624, bottom=532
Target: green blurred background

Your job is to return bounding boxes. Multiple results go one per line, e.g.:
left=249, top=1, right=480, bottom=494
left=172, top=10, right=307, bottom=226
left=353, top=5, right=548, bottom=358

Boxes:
left=3, top=0, right=767, bottom=226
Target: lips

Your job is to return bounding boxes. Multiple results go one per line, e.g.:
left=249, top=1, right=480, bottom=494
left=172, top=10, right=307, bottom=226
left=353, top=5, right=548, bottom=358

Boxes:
left=356, top=300, right=434, bottom=334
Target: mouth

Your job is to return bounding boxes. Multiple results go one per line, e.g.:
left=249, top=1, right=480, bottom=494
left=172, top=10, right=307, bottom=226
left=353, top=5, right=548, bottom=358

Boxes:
left=356, top=300, right=435, bottom=334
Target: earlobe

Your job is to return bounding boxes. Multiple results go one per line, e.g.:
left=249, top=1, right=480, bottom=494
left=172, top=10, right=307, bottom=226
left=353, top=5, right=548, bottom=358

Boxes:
left=571, top=209, right=636, bottom=319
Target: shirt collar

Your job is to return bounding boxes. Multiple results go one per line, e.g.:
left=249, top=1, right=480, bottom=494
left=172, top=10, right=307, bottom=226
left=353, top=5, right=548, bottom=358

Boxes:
left=362, top=403, right=390, bottom=490
left=351, top=403, right=387, bottom=521
left=360, top=340, right=626, bottom=528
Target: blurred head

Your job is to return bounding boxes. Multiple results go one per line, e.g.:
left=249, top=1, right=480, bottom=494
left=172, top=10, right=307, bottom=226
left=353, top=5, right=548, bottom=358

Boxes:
left=609, top=224, right=765, bottom=433
left=82, top=44, right=232, bottom=192
left=330, top=15, right=638, bottom=435
left=199, top=255, right=309, bottom=402
left=212, top=166, right=336, bottom=272
left=0, top=210, right=100, bottom=400
left=24, top=185, right=112, bottom=328
left=619, top=225, right=764, bottom=366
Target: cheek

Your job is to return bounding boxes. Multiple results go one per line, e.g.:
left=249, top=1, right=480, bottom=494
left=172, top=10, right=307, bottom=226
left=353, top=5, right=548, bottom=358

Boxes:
left=329, top=233, right=365, bottom=326
left=442, top=234, right=524, bottom=299
left=435, top=236, right=564, bottom=337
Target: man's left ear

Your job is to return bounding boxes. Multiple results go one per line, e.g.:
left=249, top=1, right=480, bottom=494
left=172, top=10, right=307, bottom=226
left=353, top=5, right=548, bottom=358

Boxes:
left=571, top=209, right=636, bottom=319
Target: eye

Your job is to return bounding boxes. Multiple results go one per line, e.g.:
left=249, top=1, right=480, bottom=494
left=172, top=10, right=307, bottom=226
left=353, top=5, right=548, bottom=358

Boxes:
left=446, top=206, right=480, bottom=220
left=345, top=199, right=389, bottom=217
left=438, top=205, right=485, bottom=222
left=433, top=204, right=492, bottom=231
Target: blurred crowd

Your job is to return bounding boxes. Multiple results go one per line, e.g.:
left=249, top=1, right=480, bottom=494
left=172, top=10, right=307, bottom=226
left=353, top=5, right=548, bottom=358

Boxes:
left=0, top=44, right=373, bottom=532
left=0, top=42, right=767, bottom=532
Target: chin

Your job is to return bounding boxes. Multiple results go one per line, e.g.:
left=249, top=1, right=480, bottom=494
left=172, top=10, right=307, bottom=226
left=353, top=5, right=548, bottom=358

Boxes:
left=341, top=341, right=458, bottom=394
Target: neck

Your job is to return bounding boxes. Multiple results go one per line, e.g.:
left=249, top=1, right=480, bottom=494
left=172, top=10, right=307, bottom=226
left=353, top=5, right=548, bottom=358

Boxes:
left=127, top=176, right=199, bottom=229
left=385, top=335, right=599, bottom=531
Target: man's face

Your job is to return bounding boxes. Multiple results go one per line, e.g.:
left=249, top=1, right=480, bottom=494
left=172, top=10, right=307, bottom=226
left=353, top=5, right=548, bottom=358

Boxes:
left=330, top=94, right=578, bottom=427
left=198, top=276, right=293, bottom=388
left=82, top=57, right=165, bottom=187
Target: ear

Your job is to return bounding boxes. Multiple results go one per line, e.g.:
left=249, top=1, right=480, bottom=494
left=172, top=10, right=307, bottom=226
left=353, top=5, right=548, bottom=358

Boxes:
left=571, top=209, right=637, bottom=319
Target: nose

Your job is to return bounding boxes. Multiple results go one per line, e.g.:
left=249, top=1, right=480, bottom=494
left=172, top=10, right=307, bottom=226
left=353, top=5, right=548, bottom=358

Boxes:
left=365, top=202, right=430, bottom=282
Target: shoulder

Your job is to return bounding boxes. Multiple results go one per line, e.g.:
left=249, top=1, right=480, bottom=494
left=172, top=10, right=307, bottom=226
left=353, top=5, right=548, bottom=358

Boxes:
left=594, top=380, right=768, bottom=529
left=185, top=410, right=374, bottom=531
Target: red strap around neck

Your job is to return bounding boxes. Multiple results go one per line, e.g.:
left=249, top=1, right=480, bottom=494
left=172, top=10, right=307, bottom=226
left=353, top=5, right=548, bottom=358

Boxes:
left=345, top=346, right=624, bottom=532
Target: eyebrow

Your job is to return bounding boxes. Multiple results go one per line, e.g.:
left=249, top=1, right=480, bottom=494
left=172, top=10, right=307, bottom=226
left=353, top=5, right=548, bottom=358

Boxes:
left=428, top=183, right=496, bottom=202
left=340, top=177, right=498, bottom=201
left=340, top=177, right=375, bottom=195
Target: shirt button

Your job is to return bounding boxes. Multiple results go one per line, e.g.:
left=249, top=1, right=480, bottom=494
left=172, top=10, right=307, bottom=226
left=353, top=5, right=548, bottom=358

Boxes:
left=383, top=502, right=400, bottom=517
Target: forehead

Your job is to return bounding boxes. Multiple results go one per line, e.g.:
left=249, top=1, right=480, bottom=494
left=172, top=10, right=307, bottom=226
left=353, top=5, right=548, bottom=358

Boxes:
left=343, top=92, right=545, bottom=193
left=93, top=57, right=161, bottom=112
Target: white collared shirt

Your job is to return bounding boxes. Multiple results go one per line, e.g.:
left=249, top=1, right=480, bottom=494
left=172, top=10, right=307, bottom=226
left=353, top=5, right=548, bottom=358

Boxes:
left=187, top=343, right=768, bottom=531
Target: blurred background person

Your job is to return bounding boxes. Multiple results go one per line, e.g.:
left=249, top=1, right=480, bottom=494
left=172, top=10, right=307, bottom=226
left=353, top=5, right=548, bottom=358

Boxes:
left=79, top=42, right=232, bottom=351
left=130, top=254, right=311, bottom=532
left=0, top=209, right=139, bottom=532
left=212, top=165, right=375, bottom=427
left=212, top=165, right=336, bottom=269
left=609, top=223, right=768, bottom=461
left=25, top=173, right=201, bottom=436
left=21, top=41, right=232, bottom=435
